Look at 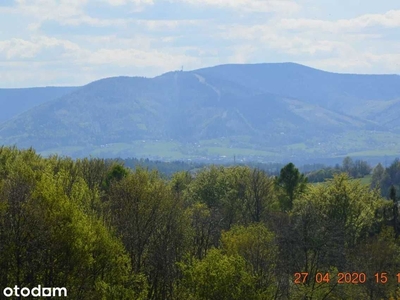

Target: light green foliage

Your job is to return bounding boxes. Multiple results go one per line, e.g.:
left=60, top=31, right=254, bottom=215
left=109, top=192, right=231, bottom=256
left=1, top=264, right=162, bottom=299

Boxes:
left=282, top=173, right=388, bottom=299
left=1, top=146, right=400, bottom=300
left=170, top=170, right=193, bottom=200
left=294, top=173, right=386, bottom=247
left=307, top=167, right=340, bottom=183
left=0, top=147, right=143, bottom=299
left=221, top=224, right=278, bottom=298
left=179, top=248, right=257, bottom=300
left=187, top=165, right=226, bottom=208
left=218, top=166, right=250, bottom=228
left=187, top=166, right=244, bottom=232
left=188, top=166, right=277, bottom=228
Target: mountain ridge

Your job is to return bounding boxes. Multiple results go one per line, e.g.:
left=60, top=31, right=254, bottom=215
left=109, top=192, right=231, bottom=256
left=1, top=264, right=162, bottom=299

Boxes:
left=1, top=62, right=400, bottom=161
left=0, top=86, right=79, bottom=123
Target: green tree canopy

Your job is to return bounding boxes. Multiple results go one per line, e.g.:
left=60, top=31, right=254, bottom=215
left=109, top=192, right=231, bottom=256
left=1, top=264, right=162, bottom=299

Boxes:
left=276, top=162, right=307, bottom=211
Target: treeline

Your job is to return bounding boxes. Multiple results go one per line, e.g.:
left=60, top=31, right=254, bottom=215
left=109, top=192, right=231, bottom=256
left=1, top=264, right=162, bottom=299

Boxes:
left=115, top=157, right=204, bottom=178
left=305, top=156, right=400, bottom=199
left=371, top=159, right=400, bottom=198
left=117, top=157, right=326, bottom=179
left=1, top=146, right=400, bottom=299
left=306, top=156, right=372, bottom=183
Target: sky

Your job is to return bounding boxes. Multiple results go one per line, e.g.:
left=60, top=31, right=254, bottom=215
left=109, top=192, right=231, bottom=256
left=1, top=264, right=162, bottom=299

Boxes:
left=0, top=0, right=399, bottom=87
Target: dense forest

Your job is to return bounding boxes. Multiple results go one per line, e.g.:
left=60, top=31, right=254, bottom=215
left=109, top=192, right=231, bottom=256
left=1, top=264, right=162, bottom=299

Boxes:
left=114, top=157, right=324, bottom=178
left=1, top=146, right=400, bottom=299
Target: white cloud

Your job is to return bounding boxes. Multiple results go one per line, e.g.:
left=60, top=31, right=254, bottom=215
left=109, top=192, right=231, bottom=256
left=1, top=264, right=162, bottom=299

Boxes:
left=86, top=48, right=199, bottom=70
left=0, top=36, right=81, bottom=60
left=11, top=0, right=134, bottom=29
left=99, top=0, right=301, bottom=13
left=0, top=39, right=38, bottom=59
left=16, top=0, right=88, bottom=19
left=278, top=10, right=400, bottom=33
left=201, top=8, right=400, bottom=76
left=102, top=0, right=154, bottom=5
left=60, top=16, right=129, bottom=27
left=0, top=33, right=199, bottom=72
left=135, top=19, right=203, bottom=30
left=82, top=35, right=155, bottom=48
left=363, top=53, right=400, bottom=72
left=228, top=45, right=257, bottom=63
left=10, top=0, right=208, bottom=30
left=214, top=8, right=400, bottom=62
left=300, top=52, right=400, bottom=74
left=100, top=0, right=154, bottom=12
left=171, top=0, right=300, bottom=14
left=1, top=0, right=399, bottom=87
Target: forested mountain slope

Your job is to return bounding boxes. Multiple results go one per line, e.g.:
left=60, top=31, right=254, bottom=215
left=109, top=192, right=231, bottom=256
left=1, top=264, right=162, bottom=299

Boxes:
left=0, top=63, right=400, bottom=160
left=0, top=86, right=79, bottom=123
left=194, top=63, right=400, bottom=120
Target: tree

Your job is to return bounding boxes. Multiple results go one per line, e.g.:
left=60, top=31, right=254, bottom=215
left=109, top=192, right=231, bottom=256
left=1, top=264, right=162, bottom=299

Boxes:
left=344, top=227, right=400, bottom=300
left=352, top=159, right=372, bottom=178
left=277, top=198, right=341, bottom=299
left=342, top=156, right=354, bottom=175
left=186, top=203, right=215, bottom=260
left=106, top=168, right=190, bottom=299
left=0, top=165, right=35, bottom=289
left=186, top=166, right=247, bottom=243
left=390, top=185, right=399, bottom=237
left=221, top=224, right=278, bottom=298
left=308, top=174, right=385, bottom=248
left=76, top=157, right=110, bottom=191
left=306, top=167, right=339, bottom=183
left=276, top=163, right=307, bottom=211
left=371, top=163, right=387, bottom=190
left=187, top=166, right=226, bottom=208
left=387, top=159, right=400, bottom=184
left=245, top=168, right=276, bottom=223
left=218, top=166, right=248, bottom=229
left=370, top=159, right=400, bottom=198
left=170, top=171, right=192, bottom=201
left=277, top=174, right=387, bottom=299
left=106, top=169, right=165, bottom=273
left=146, top=193, right=191, bottom=300
left=0, top=148, right=142, bottom=299
left=179, top=249, right=257, bottom=300
left=104, top=163, right=129, bottom=189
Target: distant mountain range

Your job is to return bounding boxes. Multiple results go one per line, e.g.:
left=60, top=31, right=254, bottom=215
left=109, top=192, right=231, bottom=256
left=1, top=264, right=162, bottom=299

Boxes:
left=0, top=86, right=78, bottom=123
left=1, top=63, right=400, bottom=162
